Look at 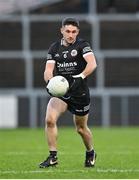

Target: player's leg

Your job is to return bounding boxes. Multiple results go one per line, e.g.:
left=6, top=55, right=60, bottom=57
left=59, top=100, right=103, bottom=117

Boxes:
left=73, top=114, right=96, bottom=167
left=46, top=97, right=67, bottom=151
left=74, top=114, right=93, bottom=150
left=39, top=97, right=67, bottom=168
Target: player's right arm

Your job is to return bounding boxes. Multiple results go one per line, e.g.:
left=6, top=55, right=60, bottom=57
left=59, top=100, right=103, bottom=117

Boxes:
left=44, top=61, right=55, bottom=83
left=44, top=43, right=56, bottom=83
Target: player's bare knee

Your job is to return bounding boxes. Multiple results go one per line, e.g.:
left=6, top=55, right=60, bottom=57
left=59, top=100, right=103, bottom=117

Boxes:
left=76, top=126, right=84, bottom=135
left=47, top=119, right=56, bottom=128
left=46, top=116, right=56, bottom=128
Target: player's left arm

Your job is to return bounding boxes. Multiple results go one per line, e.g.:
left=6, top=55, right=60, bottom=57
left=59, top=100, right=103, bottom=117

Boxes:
left=73, top=52, right=97, bottom=79
left=70, top=52, right=97, bottom=91
left=70, top=42, right=97, bottom=91
left=82, top=52, right=97, bottom=78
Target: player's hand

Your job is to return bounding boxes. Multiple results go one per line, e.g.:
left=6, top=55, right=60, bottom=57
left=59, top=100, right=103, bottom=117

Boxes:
left=70, top=73, right=85, bottom=92
left=46, top=80, right=52, bottom=96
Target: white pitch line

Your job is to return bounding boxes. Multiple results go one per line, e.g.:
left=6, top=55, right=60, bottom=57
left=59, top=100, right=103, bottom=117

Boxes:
left=0, top=170, right=88, bottom=174
left=97, top=169, right=139, bottom=173
left=1, top=151, right=139, bottom=156
left=0, top=169, right=139, bottom=174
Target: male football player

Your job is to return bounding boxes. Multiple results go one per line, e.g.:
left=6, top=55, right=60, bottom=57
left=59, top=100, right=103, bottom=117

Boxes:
left=39, top=17, right=97, bottom=168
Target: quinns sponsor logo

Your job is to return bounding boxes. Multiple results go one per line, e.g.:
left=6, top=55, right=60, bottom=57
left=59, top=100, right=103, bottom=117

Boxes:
left=57, top=62, right=77, bottom=68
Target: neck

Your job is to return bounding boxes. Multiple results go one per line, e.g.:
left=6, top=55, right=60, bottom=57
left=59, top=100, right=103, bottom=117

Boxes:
left=61, top=38, right=75, bottom=46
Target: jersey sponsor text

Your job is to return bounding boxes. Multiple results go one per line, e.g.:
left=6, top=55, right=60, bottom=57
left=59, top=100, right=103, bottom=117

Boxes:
left=57, top=62, right=77, bottom=68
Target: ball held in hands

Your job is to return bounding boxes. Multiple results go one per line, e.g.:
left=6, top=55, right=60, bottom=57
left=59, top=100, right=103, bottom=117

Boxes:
left=46, top=76, right=69, bottom=97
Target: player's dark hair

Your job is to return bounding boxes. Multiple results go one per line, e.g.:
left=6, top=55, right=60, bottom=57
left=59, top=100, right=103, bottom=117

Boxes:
left=62, top=17, right=79, bottom=28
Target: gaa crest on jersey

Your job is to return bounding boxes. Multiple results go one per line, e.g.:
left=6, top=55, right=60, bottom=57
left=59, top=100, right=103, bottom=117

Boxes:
left=71, top=49, right=77, bottom=57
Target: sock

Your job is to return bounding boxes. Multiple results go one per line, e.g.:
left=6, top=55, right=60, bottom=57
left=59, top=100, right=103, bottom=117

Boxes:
left=86, top=149, right=94, bottom=158
left=49, top=151, right=57, bottom=157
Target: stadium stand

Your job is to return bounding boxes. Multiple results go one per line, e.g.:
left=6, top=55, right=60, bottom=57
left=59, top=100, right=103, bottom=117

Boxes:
left=0, top=0, right=139, bottom=128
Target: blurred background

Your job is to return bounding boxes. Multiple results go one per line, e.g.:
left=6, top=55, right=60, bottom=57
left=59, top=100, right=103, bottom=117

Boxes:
left=0, top=0, right=139, bottom=128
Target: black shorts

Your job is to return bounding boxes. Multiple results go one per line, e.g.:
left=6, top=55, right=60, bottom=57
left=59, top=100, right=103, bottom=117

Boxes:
left=59, top=88, right=90, bottom=116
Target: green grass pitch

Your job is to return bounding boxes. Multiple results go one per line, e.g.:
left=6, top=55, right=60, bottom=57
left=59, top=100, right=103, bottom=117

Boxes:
left=0, top=127, right=139, bottom=179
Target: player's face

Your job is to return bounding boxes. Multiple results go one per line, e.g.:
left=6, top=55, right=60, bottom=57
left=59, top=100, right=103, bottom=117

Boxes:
left=61, top=25, right=79, bottom=44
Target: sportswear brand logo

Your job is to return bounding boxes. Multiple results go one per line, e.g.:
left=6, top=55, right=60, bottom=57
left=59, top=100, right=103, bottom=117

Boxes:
left=90, top=158, right=95, bottom=165
left=55, top=53, right=60, bottom=57
left=50, top=159, right=57, bottom=165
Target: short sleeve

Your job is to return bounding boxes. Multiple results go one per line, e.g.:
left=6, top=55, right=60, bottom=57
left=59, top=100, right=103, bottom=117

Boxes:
left=80, top=41, right=94, bottom=57
left=46, top=43, right=56, bottom=63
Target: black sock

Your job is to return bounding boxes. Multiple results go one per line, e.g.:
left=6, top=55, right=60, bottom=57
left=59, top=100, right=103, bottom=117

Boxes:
left=86, top=149, right=94, bottom=158
left=49, top=151, right=57, bottom=157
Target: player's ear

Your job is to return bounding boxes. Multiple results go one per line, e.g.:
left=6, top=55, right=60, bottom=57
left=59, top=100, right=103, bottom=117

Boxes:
left=60, top=27, right=64, bottom=35
left=77, top=28, right=80, bottom=35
